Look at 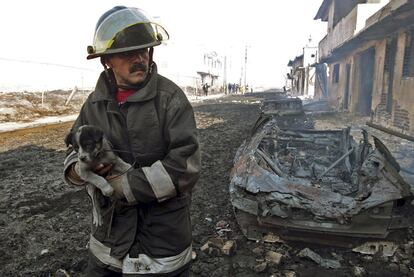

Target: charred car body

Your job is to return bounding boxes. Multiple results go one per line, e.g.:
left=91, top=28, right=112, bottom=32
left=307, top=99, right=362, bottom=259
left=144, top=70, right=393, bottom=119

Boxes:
left=230, top=98, right=414, bottom=246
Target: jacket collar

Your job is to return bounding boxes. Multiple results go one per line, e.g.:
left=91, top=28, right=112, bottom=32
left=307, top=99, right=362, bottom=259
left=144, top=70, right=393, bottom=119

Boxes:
left=91, top=63, right=159, bottom=103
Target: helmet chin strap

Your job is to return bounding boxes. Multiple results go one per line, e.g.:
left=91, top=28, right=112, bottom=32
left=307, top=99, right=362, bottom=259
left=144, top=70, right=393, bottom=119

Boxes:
left=101, top=57, right=118, bottom=95
left=148, top=47, right=154, bottom=73
left=101, top=47, right=155, bottom=92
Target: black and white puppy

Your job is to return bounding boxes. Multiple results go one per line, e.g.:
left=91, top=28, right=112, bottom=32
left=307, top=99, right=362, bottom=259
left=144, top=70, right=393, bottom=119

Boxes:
left=65, top=125, right=131, bottom=226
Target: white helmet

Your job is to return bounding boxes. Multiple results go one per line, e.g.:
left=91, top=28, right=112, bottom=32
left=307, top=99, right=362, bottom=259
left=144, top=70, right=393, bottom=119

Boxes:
left=87, top=6, right=169, bottom=59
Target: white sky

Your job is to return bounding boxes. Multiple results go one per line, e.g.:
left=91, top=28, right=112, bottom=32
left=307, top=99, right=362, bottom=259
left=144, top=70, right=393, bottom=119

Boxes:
left=0, top=0, right=326, bottom=92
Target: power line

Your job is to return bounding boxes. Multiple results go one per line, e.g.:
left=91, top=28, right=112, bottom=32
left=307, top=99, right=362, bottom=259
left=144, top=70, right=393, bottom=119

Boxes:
left=0, top=57, right=96, bottom=71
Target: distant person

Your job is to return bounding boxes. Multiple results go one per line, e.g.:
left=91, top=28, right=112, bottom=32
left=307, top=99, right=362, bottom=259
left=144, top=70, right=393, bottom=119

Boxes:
left=63, top=6, right=200, bottom=276
left=202, top=83, right=209, bottom=96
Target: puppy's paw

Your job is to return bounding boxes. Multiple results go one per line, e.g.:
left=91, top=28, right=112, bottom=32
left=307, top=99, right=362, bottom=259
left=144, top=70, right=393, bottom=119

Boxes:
left=92, top=208, right=103, bottom=227
left=100, top=185, right=114, bottom=197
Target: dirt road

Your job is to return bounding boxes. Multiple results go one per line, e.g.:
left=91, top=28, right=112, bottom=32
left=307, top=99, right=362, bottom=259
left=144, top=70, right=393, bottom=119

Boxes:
left=1, top=94, right=413, bottom=276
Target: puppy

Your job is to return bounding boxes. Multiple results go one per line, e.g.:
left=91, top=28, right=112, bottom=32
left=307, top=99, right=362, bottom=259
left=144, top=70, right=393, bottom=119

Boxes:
left=65, top=125, right=131, bottom=226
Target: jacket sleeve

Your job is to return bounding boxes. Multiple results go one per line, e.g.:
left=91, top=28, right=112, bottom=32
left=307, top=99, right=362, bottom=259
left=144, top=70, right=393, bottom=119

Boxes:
left=123, top=91, right=201, bottom=204
left=63, top=105, right=88, bottom=186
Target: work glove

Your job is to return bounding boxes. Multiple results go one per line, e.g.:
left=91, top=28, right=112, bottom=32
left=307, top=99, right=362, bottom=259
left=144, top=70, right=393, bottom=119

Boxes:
left=66, top=162, right=113, bottom=185
left=66, top=162, right=85, bottom=186
left=66, top=161, right=127, bottom=200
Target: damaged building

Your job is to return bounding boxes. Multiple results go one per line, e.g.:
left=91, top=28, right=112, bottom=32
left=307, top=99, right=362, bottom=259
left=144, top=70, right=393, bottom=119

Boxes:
left=287, top=43, right=318, bottom=98
left=197, top=51, right=224, bottom=94
left=314, top=0, right=414, bottom=136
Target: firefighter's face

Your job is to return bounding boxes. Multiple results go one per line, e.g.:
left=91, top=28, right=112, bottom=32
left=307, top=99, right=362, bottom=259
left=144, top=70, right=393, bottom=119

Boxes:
left=106, top=48, right=150, bottom=86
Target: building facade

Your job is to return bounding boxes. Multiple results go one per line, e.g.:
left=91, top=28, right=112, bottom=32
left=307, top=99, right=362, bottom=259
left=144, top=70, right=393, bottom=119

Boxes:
left=196, top=51, right=224, bottom=94
left=287, top=45, right=318, bottom=97
left=315, top=0, right=414, bottom=135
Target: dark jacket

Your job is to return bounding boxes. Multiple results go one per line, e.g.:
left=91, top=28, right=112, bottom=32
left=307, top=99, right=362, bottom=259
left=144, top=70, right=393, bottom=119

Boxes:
left=64, top=65, right=200, bottom=264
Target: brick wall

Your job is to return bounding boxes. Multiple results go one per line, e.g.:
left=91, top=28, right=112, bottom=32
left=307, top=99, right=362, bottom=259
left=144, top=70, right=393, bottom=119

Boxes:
left=373, top=95, right=411, bottom=133
left=374, top=93, right=392, bottom=123
left=393, top=102, right=410, bottom=131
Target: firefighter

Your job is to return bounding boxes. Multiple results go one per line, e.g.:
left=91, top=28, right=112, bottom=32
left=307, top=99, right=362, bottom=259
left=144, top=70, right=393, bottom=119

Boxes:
left=64, top=6, right=200, bottom=276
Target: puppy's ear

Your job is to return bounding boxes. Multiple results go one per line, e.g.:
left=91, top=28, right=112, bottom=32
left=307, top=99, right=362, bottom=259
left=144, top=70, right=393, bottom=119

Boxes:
left=64, top=130, right=79, bottom=152
left=64, top=131, right=78, bottom=155
left=72, top=138, right=79, bottom=152
left=64, top=132, right=73, bottom=147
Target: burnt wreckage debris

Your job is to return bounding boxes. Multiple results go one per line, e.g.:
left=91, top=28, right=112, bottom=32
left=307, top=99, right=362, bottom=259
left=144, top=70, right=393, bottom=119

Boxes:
left=230, top=98, right=414, bottom=247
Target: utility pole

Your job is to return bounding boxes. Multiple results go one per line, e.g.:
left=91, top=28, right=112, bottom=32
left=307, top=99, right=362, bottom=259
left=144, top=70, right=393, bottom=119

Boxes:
left=223, top=55, right=227, bottom=94
left=244, top=45, right=248, bottom=92
left=240, top=66, right=243, bottom=88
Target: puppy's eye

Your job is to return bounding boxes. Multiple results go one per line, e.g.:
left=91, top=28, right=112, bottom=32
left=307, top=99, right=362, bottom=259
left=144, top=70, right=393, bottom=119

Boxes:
left=84, top=143, right=95, bottom=150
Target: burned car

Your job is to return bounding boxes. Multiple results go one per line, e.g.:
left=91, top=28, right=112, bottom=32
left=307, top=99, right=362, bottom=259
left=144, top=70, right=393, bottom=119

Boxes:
left=230, top=98, right=414, bottom=246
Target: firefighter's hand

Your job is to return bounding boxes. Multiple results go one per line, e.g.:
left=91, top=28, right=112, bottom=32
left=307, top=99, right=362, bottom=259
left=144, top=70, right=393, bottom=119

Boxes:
left=66, top=162, right=84, bottom=186
left=93, top=164, right=113, bottom=177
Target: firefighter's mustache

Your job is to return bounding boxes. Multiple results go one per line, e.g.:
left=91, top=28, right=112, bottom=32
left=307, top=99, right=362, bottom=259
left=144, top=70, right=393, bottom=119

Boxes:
left=129, top=63, right=148, bottom=74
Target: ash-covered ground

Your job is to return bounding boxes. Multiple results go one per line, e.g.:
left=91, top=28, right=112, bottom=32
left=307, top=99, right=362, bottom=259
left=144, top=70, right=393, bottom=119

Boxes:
left=0, top=93, right=413, bottom=277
